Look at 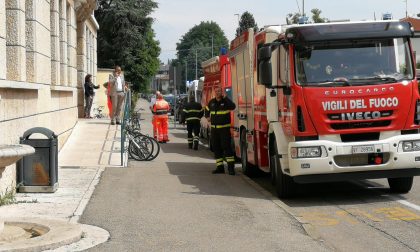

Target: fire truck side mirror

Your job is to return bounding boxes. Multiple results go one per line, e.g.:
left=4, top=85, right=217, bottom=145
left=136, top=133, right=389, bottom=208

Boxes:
left=258, top=46, right=272, bottom=86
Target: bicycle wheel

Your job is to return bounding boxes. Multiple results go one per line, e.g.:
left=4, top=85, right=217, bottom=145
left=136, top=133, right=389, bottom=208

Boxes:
left=129, top=135, right=153, bottom=161
left=128, top=134, right=154, bottom=161
left=145, top=136, right=160, bottom=161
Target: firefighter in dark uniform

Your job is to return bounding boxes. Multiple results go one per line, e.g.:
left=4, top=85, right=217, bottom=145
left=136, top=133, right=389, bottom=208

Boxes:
left=183, top=94, right=203, bottom=150
left=205, top=86, right=236, bottom=175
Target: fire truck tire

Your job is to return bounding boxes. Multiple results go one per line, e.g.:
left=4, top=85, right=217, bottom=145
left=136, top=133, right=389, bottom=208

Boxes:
left=231, top=138, right=240, bottom=162
left=270, top=138, right=296, bottom=198
left=240, top=130, right=257, bottom=177
left=387, top=177, right=413, bottom=193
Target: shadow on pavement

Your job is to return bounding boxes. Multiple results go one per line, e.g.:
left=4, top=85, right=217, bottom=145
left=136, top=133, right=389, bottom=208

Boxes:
left=160, top=143, right=214, bottom=159
left=166, top=162, right=268, bottom=199
left=86, top=121, right=111, bottom=125
left=252, top=173, right=401, bottom=207
left=168, top=126, right=187, bottom=130
left=170, top=132, right=188, bottom=139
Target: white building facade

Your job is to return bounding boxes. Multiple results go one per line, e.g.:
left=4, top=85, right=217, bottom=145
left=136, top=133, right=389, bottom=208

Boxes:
left=0, top=0, right=98, bottom=196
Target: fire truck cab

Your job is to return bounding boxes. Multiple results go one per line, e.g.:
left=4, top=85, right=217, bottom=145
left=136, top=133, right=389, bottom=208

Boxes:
left=230, top=21, right=420, bottom=198
left=200, top=53, right=232, bottom=141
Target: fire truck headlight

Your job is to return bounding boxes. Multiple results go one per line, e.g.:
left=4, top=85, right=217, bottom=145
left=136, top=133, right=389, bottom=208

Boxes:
left=402, top=141, right=420, bottom=152
left=291, top=146, right=322, bottom=158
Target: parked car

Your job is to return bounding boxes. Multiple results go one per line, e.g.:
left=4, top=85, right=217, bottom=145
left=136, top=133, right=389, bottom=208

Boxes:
left=163, top=94, right=175, bottom=115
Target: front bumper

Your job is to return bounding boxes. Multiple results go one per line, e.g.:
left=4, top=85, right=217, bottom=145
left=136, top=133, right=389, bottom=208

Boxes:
left=287, top=133, right=420, bottom=180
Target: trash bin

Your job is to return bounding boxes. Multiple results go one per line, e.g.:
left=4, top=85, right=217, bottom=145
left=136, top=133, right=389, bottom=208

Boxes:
left=17, top=127, right=58, bottom=193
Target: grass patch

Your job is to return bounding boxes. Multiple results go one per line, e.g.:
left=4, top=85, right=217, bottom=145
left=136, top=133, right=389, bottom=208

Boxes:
left=0, top=190, right=16, bottom=206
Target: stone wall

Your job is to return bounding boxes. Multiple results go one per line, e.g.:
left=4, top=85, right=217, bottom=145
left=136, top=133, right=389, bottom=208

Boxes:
left=0, top=0, right=98, bottom=196
left=77, top=16, right=97, bottom=117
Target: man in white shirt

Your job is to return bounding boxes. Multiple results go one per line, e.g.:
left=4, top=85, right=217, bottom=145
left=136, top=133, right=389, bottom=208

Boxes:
left=108, top=65, right=128, bottom=125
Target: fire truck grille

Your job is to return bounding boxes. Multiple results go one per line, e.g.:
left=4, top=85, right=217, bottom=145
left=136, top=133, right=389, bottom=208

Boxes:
left=334, top=153, right=390, bottom=167
left=331, top=120, right=391, bottom=130
left=340, top=132, right=380, bottom=142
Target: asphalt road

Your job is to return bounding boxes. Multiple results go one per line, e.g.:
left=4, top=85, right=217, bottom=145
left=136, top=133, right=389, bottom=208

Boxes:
left=252, top=168, right=420, bottom=251
left=81, top=98, right=420, bottom=251
left=79, top=99, right=328, bottom=251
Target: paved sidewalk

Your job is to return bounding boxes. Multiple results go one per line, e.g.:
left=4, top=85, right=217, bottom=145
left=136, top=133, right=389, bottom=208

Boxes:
left=0, top=117, right=127, bottom=250
left=0, top=118, right=126, bottom=222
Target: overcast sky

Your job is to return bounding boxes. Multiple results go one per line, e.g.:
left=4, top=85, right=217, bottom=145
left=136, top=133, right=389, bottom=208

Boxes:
left=152, top=0, right=420, bottom=63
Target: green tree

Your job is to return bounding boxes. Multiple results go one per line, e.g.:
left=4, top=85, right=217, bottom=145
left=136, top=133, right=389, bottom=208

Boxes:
left=286, top=12, right=301, bottom=24
left=287, top=8, right=328, bottom=24
left=175, top=21, right=228, bottom=83
left=95, top=0, right=161, bottom=92
left=311, top=8, right=328, bottom=23
left=236, top=11, right=258, bottom=37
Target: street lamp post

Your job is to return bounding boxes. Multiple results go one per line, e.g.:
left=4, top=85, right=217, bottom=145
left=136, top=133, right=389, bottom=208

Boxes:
left=234, top=13, right=240, bottom=26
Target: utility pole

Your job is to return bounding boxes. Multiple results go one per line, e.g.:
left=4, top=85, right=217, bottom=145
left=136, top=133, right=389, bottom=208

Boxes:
left=302, top=0, right=305, bottom=16
left=211, top=34, right=214, bottom=57
left=405, top=0, right=408, bottom=18
left=195, top=49, right=198, bottom=80
left=174, top=66, right=177, bottom=96
left=173, top=66, right=177, bottom=128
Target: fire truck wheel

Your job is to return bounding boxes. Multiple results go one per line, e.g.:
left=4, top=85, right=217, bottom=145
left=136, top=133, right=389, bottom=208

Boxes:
left=270, top=138, right=296, bottom=198
left=387, top=177, right=413, bottom=193
left=240, top=130, right=256, bottom=177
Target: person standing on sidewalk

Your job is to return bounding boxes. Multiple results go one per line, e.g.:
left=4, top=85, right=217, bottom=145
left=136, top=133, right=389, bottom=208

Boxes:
left=152, top=92, right=170, bottom=143
left=84, top=74, right=100, bottom=118
left=205, top=86, right=236, bottom=175
left=183, top=94, right=203, bottom=150
left=108, top=65, right=128, bottom=125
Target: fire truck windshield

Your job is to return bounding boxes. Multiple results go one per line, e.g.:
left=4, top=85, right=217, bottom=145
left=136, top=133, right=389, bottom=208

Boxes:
left=295, top=38, right=414, bottom=86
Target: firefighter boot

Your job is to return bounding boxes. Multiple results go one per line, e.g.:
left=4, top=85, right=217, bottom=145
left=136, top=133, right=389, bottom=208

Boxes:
left=212, top=166, right=225, bottom=174
left=193, top=141, right=198, bottom=150
left=228, top=164, right=235, bottom=175
left=188, top=143, right=193, bottom=149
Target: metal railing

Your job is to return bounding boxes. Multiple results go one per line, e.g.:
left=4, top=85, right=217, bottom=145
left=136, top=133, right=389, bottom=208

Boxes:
left=121, top=89, right=132, bottom=166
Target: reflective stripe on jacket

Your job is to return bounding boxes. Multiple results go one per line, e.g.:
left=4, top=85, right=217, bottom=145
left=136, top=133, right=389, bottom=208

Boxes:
left=153, top=98, right=170, bottom=116
left=205, top=97, right=236, bottom=127
left=183, top=101, right=203, bottom=122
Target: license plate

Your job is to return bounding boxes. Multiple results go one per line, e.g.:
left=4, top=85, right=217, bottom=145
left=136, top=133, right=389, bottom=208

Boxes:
left=352, top=145, right=375, bottom=154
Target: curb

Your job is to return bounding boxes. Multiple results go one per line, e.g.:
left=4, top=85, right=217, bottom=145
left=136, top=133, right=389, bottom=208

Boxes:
left=43, top=224, right=110, bottom=252
left=0, top=218, right=82, bottom=252
left=237, top=171, right=325, bottom=242
left=70, top=167, right=106, bottom=224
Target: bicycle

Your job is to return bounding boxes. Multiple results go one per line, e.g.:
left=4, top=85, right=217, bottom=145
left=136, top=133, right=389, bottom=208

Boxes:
left=93, top=106, right=106, bottom=119
left=124, top=110, right=160, bottom=161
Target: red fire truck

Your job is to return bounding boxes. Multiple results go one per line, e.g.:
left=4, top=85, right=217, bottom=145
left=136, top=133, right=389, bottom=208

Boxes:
left=200, top=52, right=232, bottom=141
left=229, top=21, right=420, bottom=198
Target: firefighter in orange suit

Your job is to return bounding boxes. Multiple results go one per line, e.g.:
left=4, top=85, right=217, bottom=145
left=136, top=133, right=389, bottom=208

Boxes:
left=150, top=92, right=158, bottom=139
left=152, top=92, right=170, bottom=143
left=205, top=86, right=236, bottom=175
